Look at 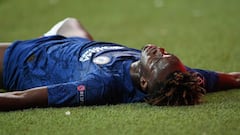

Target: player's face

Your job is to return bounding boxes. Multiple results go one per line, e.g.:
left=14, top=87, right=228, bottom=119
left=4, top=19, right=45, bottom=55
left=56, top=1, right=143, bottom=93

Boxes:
left=139, top=44, right=186, bottom=92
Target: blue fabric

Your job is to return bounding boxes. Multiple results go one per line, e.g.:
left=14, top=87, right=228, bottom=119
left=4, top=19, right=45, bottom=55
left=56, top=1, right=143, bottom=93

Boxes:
left=3, top=36, right=219, bottom=106
left=4, top=36, right=145, bottom=106
left=186, top=67, right=219, bottom=92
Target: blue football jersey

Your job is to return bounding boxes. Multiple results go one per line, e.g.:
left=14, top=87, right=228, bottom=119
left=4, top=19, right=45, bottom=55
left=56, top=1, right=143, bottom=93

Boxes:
left=3, top=36, right=146, bottom=106
left=3, top=36, right=219, bottom=107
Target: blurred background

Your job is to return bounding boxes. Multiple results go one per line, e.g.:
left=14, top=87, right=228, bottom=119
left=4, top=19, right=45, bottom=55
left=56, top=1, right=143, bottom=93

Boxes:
left=0, top=0, right=239, bottom=70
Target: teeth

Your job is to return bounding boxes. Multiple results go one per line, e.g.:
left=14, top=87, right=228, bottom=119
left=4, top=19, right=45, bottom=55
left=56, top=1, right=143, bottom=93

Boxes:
left=163, top=55, right=171, bottom=58
left=236, top=78, right=240, bottom=82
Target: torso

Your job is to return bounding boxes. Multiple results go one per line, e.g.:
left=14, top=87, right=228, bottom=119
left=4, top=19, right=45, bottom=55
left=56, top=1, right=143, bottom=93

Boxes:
left=4, top=36, right=146, bottom=104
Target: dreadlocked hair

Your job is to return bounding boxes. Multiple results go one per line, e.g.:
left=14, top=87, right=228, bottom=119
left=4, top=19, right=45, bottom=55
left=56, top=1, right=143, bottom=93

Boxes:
left=145, top=71, right=206, bottom=106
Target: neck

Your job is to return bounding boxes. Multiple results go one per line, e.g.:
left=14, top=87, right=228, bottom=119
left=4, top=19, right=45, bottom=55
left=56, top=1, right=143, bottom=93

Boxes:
left=130, top=61, right=141, bottom=89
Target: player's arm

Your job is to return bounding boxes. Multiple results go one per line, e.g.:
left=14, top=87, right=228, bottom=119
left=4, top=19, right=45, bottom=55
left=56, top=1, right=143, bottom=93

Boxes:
left=215, top=72, right=240, bottom=91
left=0, top=42, right=12, bottom=88
left=0, top=87, right=48, bottom=111
left=0, top=42, right=11, bottom=60
left=187, top=68, right=240, bottom=92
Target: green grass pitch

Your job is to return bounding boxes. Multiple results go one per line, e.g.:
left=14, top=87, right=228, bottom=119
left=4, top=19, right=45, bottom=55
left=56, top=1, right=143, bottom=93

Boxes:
left=0, top=0, right=239, bottom=135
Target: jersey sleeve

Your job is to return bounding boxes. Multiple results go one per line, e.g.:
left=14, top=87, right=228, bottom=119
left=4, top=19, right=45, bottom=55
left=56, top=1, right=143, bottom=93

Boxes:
left=47, top=75, right=111, bottom=107
left=186, top=67, right=219, bottom=92
left=47, top=81, right=81, bottom=107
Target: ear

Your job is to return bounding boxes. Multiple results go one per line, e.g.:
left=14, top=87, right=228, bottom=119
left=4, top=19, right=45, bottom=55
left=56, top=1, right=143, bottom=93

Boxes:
left=140, top=77, right=148, bottom=91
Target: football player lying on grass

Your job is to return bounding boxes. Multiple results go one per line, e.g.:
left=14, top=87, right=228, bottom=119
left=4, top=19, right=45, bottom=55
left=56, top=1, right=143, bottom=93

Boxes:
left=0, top=18, right=239, bottom=111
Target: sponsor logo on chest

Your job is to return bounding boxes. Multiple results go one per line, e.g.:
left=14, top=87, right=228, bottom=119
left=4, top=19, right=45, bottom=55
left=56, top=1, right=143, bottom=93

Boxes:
left=79, top=46, right=124, bottom=62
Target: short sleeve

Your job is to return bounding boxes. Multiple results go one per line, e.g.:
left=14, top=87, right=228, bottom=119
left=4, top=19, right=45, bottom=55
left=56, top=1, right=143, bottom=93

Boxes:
left=186, top=67, right=219, bottom=91
left=47, top=81, right=83, bottom=107
left=47, top=75, right=112, bottom=107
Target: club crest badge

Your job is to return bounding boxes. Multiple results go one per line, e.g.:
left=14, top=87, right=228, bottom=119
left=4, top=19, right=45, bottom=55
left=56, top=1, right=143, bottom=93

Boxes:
left=93, top=56, right=111, bottom=65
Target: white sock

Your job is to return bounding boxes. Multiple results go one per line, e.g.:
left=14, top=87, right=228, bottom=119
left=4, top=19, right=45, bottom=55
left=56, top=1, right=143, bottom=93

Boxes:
left=44, top=18, right=69, bottom=36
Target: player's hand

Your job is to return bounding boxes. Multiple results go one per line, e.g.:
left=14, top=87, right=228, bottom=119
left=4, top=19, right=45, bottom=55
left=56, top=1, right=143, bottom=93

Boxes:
left=229, top=72, right=240, bottom=86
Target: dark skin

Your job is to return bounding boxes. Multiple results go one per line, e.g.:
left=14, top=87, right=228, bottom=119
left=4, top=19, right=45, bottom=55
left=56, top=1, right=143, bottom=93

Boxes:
left=1, top=18, right=240, bottom=111
left=138, top=44, right=187, bottom=92
left=130, top=44, right=240, bottom=93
